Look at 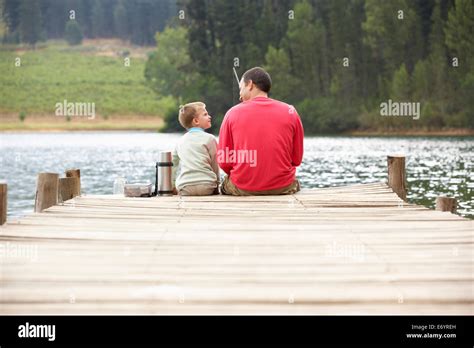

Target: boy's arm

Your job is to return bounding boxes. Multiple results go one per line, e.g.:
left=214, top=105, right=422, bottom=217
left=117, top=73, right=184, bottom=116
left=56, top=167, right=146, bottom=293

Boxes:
left=208, top=137, right=220, bottom=184
left=218, top=113, right=234, bottom=174
left=171, top=145, right=179, bottom=190
left=291, top=109, right=304, bottom=167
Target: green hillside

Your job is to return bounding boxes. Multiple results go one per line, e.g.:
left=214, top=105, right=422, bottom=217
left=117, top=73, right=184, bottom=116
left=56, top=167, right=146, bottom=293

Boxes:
left=0, top=41, right=171, bottom=118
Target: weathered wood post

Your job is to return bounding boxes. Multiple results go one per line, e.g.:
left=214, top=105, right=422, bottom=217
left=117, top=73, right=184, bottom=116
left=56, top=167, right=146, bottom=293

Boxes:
left=65, top=168, right=81, bottom=194
left=0, top=183, right=6, bottom=225
left=59, top=177, right=80, bottom=201
left=387, top=155, right=407, bottom=201
left=435, top=196, right=457, bottom=213
left=35, top=173, right=59, bottom=212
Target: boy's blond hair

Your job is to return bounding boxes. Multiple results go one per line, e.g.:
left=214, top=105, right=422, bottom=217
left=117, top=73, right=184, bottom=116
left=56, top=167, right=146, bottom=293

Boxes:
left=178, top=102, right=206, bottom=129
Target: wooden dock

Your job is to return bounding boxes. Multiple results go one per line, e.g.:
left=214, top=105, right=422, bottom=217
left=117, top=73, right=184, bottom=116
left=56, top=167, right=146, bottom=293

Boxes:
left=0, top=182, right=472, bottom=314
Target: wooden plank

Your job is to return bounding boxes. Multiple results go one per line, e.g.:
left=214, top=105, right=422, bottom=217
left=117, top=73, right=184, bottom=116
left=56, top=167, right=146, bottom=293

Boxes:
left=0, top=183, right=472, bottom=314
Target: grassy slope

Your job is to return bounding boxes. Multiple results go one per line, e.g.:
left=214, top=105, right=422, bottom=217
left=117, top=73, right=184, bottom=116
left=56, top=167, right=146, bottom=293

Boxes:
left=0, top=40, right=171, bottom=130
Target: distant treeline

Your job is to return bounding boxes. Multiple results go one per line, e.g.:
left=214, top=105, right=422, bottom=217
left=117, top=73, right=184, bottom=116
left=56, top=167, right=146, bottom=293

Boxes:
left=1, top=0, right=176, bottom=45
left=1, top=0, right=473, bottom=134
left=146, top=0, right=473, bottom=133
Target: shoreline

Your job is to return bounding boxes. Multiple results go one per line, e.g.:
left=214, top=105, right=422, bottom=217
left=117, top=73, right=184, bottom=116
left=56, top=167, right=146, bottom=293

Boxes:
left=1, top=127, right=472, bottom=137
left=0, top=114, right=165, bottom=132
left=0, top=129, right=161, bottom=133
left=343, top=128, right=474, bottom=137
left=0, top=115, right=472, bottom=136
left=340, top=128, right=474, bottom=137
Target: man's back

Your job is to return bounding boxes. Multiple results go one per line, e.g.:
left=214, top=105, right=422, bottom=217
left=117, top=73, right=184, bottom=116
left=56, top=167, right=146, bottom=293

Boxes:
left=218, top=96, right=304, bottom=191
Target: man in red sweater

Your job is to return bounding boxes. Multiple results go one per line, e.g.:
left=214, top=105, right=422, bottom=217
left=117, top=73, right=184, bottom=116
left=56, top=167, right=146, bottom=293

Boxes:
left=218, top=67, right=304, bottom=195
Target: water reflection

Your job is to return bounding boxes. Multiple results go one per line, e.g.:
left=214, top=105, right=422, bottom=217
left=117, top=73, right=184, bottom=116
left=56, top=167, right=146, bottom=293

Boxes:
left=0, top=132, right=472, bottom=219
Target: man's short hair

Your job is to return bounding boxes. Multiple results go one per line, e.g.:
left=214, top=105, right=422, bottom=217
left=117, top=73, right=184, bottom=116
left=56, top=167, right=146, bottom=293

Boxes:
left=178, top=102, right=205, bottom=129
left=242, top=67, right=272, bottom=93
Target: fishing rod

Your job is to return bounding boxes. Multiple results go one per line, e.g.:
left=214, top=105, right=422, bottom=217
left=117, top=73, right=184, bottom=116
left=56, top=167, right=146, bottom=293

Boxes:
left=233, top=67, right=243, bottom=102
left=233, top=67, right=240, bottom=85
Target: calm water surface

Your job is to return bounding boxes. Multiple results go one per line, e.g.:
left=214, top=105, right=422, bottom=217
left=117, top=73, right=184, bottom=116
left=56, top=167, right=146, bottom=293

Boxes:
left=1, top=132, right=472, bottom=219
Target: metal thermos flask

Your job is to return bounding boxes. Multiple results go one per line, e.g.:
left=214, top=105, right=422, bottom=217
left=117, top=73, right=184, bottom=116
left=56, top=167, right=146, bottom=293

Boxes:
left=155, top=151, right=173, bottom=196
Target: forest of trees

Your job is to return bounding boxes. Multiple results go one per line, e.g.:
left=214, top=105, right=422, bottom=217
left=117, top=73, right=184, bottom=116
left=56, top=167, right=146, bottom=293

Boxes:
left=1, top=0, right=473, bottom=133
left=146, top=0, right=473, bottom=133
left=1, top=0, right=176, bottom=45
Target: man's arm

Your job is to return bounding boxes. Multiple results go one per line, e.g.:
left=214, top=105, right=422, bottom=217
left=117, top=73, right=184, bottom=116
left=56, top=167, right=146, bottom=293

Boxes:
left=218, top=113, right=234, bottom=174
left=291, top=110, right=304, bottom=167
left=208, top=137, right=220, bottom=184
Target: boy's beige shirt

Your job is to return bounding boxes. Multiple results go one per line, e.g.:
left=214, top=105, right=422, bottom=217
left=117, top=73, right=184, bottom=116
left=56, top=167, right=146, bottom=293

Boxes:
left=172, top=130, right=220, bottom=190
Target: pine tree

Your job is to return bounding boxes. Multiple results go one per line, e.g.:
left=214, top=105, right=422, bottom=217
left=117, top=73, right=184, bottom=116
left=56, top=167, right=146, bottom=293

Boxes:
left=445, top=0, right=474, bottom=71
left=44, top=0, right=67, bottom=39
left=427, top=0, right=450, bottom=118
left=444, top=0, right=474, bottom=126
left=284, top=0, right=329, bottom=99
left=390, top=64, right=411, bottom=100
left=2, top=0, right=20, bottom=33
left=91, top=0, right=105, bottom=38
left=64, top=19, right=83, bottom=45
left=264, top=45, right=298, bottom=103
left=327, top=0, right=365, bottom=104
left=18, top=0, right=42, bottom=45
left=412, top=60, right=432, bottom=101
left=363, top=0, right=423, bottom=77
left=144, top=26, right=198, bottom=99
left=113, top=0, right=128, bottom=40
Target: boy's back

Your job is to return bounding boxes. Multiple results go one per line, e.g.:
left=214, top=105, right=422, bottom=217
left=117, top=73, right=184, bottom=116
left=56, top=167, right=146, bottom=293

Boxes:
left=172, top=129, right=219, bottom=191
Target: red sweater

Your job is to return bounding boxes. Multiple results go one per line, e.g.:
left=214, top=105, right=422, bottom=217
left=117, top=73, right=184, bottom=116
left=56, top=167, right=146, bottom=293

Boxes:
left=218, top=96, right=304, bottom=191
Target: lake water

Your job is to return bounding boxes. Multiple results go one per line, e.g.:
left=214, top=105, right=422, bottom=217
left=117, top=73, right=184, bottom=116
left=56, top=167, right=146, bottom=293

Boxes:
left=1, top=132, right=473, bottom=219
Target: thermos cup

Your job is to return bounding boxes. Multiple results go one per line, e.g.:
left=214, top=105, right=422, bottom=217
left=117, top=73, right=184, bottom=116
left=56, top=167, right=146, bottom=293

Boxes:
left=155, top=151, right=173, bottom=196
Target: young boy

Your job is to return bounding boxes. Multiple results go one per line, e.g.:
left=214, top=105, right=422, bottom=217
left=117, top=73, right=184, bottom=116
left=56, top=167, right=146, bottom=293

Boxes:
left=172, top=102, right=220, bottom=196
